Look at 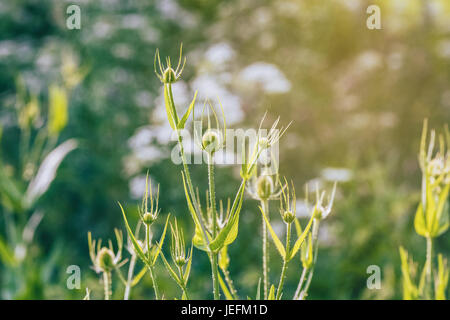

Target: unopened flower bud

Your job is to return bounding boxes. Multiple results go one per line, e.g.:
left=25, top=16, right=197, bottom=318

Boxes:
left=163, top=68, right=177, bottom=83
left=256, top=175, right=274, bottom=200
left=282, top=210, right=295, bottom=224
left=97, top=247, right=115, bottom=272
left=142, top=212, right=157, bottom=225
left=202, top=130, right=221, bottom=154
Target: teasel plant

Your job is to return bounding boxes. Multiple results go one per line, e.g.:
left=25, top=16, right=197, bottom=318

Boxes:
left=259, top=179, right=334, bottom=300
left=399, top=119, right=449, bottom=300
left=247, top=160, right=285, bottom=299
left=154, top=45, right=289, bottom=299
left=118, top=174, right=170, bottom=300
left=87, top=229, right=127, bottom=300
left=158, top=218, right=193, bottom=299
left=293, top=182, right=337, bottom=300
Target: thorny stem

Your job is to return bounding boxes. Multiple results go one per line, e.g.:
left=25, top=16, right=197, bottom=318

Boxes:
left=221, top=266, right=238, bottom=299
left=175, top=130, right=210, bottom=247
left=207, top=153, right=217, bottom=238
left=299, top=218, right=320, bottom=300
left=124, top=254, right=137, bottom=300
left=148, top=266, right=160, bottom=300
left=425, top=236, right=433, bottom=299
left=210, top=253, right=220, bottom=300
left=261, top=199, right=270, bottom=299
left=276, top=222, right=291, bottom=300
left=145, top=224, right=160, bottom=300
left=207, top=152, right=220, bottom=300
left=176, top=265, right=190, bottom=299
left=294, top=266, right=308, bottom=300
left=103, top=271, right=112, bottom=300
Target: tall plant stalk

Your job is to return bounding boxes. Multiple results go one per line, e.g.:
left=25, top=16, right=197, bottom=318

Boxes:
left=261, top=199, right=270, bottom=299
left=276, top=222, right=291, bottom=299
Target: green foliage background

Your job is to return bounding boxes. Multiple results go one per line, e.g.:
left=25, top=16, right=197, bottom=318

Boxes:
left=0, top=0, right=449, bottom=299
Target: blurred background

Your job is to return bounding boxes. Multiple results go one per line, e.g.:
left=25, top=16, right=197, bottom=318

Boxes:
left=0, top=0, right=449, bottom=299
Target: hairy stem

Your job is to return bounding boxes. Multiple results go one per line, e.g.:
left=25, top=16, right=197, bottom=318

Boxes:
left=261, top=199, right=270, bottom=299
left=124, top=254, right=137, bottom=300
left=207, top=153, right=217, bottom=237
left=276, top=222, right=291, bottom=299
left=425, top=236, right=433, bottom=299
left=210, top=253, right=220, bottom=300
left=299, top=219, right=320, bottom=300
left=103, top=271, right=112, bottom=300
left=294, top=266, right=308, bottom=300
left=148, top=266, right=160, bottom=300
left=221, top=266, right=238, bottom=299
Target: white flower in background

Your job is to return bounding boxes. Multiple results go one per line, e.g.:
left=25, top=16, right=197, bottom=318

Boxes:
left=239, top=62, right=291, bottom=94
left=191, top=74, right=244, bottom=124
left=295, top=199, right=310, bottom=218
left=205, top=43, right=235, bottom=65
left=321, top=167, right=353, bottom=182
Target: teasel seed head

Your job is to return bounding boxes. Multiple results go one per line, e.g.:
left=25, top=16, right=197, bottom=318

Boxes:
left=97, top=247, right=115, bottom=272
left=282, top=210, right=296, bottom=224
left=202, top=130, right=221, bottom=154
left=256, top=174, right=274, bottom=200
left=142, top=212, right=157, bottom=225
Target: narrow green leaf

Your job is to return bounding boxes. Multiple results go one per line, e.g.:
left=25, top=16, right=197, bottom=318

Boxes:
left=178, top=91, right=197, bottom=129
left=218, top=273, right=234, bottom=300
left=152, top=214, right=171, bottom=265
left=268, top=285, right=276, bottom=300
left=256, top=278, right=261, bottom=300
left=218, top=246, right=230, bottom=270
left=414, top=203, right=428, bottom=237
left=209, top=183, right=245, bottom=252
left=131, top=267, right=147, bottom=287
left=157, top=245, right=181, bottom=284
left=118, top=202, right=148, bottom=265
left=289, top=212, right=315, bottom=261
left=259, top=206, right=286, bottom=259
left=183, top=244, right=194, bottom=284
left=164, top=84, right=177, bottom=129
left=399, top=246, right=418, bottom=300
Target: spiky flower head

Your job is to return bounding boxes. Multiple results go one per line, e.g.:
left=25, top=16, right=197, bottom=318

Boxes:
left=280, top=179, right=297, bottom=224
left=170, top=219, right=189, bottom=267
left=194, top=100, right=226, bottom=156
left=154, top=44, right=186, bottom=84
left=139, top=172, right=161, bottom=226
left=88, top=229, right=125, bottom=274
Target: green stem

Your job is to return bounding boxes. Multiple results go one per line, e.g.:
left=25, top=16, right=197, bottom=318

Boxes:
left=103, top=271, right=112, bottom=300
left=299, top=219, right=320, bottom=300
left=221, top=266, right=238, bottom=299
left=148, top=266, right=160, bottom=300
left=175, top=130, right=210, bottom=247
left=207, top=153, right=217, bottom=237
left=261, top=199, right=269, bottom=299
left=210, top=253, right=220, bottom=300
left=294, top=266, right=308, bottom=300
left=176, top=265, right=190, bottom=299
left=276, top=222, right=291, bottom=299
left=425, top=236, right=433, bottom=299
left=124, top=254, right=137, bottom=300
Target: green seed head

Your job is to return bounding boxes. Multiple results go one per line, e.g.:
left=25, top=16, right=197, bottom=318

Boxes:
left=175, top=256, right=187, bottom=267
left=97, top=247, right=115, bottom=272
left=142, top=212, right=157, bottom=225
left=163, top=68, right=177, bottom=83
left=202, top=130, right=221, bottom=154
left=282, top=210, right=295, bottom=224
left=256, top=175, right=274, bottom=200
